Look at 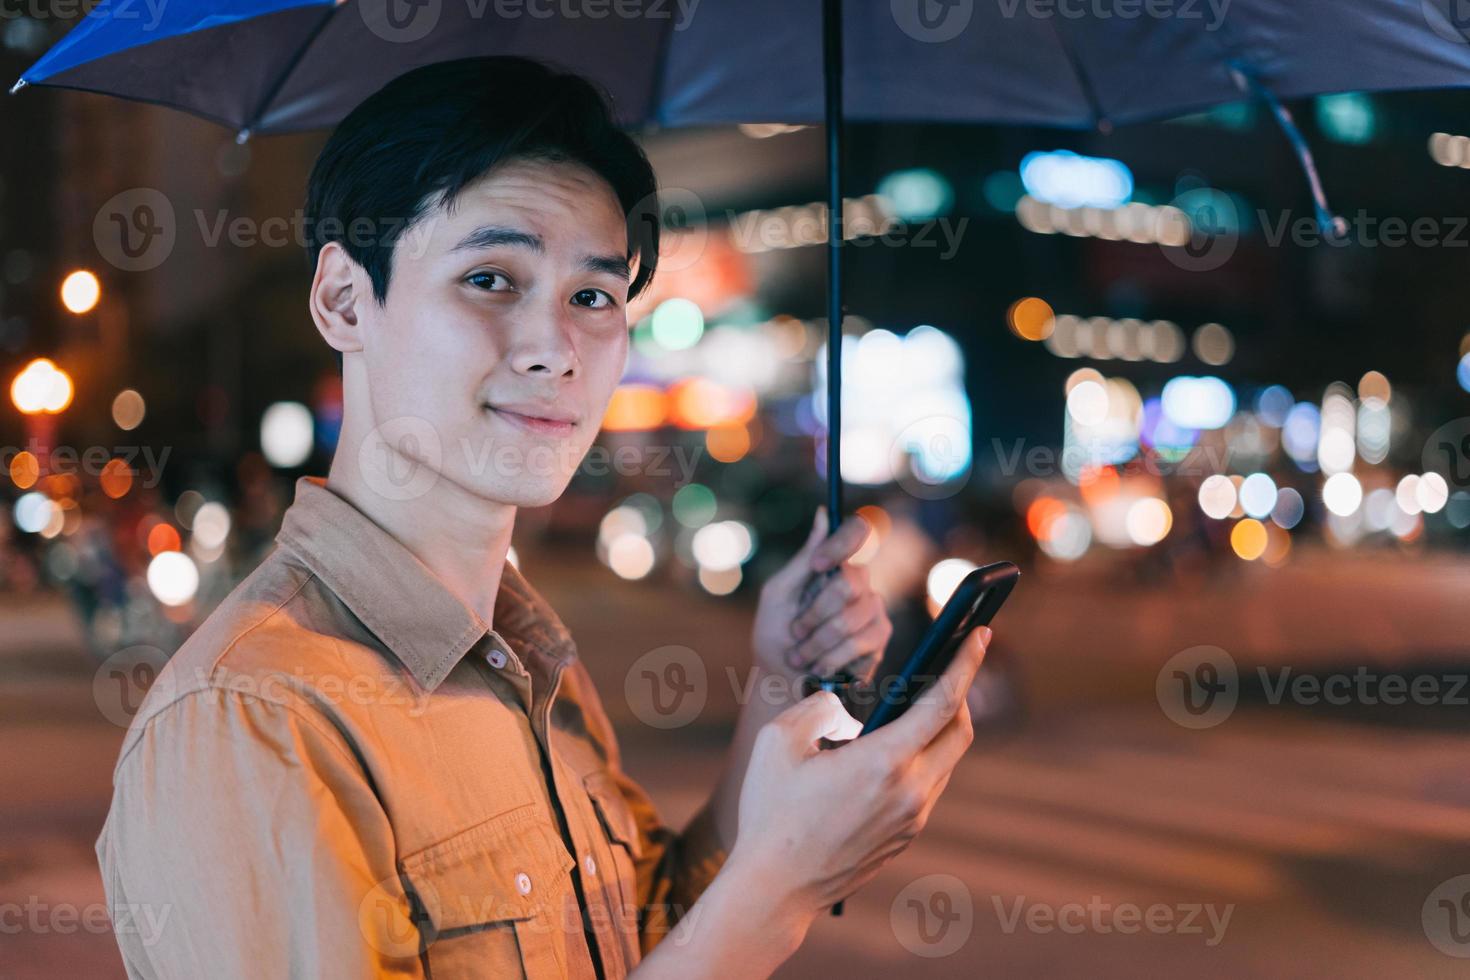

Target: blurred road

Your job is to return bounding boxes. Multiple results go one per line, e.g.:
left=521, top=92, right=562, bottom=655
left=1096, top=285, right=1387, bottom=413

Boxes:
left=2, top=548, right=1467, bottom=978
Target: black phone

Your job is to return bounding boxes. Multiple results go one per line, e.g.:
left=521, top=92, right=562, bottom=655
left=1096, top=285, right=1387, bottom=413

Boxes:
left=857, top=560, right=1019, bottom=735
left=828, top=560, right=1019, bottom=918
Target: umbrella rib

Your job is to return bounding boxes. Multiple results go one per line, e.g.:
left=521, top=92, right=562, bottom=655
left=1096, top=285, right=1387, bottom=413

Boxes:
left=237, top=2, right=343, bottom=139
left=1044, top=18, right=1109, bottom=131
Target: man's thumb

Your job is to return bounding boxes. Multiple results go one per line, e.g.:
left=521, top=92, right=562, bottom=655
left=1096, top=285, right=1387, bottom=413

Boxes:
left=778, top=690, right=862, bottom=751
left=796, top=506, right=828, bottom=561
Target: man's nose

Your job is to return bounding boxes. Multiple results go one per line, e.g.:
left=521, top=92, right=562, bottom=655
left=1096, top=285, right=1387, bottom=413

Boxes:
left=509, top=309, right=580, bottom=378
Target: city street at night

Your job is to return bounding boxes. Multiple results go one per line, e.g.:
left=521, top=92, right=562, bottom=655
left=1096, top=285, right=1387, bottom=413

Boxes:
left=4, top=549, right=1466, bottom=978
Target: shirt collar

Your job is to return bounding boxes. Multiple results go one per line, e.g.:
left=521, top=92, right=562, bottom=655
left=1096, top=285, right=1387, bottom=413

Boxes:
left=275, top=477, right=575, bottom=691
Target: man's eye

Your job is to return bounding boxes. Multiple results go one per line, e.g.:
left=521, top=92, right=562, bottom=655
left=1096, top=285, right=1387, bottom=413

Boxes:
left=572, top=288, right=614, bottom=309
left=467, top=271, right=512, bottom=291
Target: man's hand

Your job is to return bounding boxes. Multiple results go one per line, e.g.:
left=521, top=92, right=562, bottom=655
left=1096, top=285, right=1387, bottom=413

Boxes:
left=751, top=507, right=893, bottom=682
left=729, top=626, right=989, bottom=924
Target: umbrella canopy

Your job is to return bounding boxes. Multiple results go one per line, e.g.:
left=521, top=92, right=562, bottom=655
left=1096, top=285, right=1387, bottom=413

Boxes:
left=15, top=0, right=1470, bottom=134
left=14, top=0, right=1470, bottom=569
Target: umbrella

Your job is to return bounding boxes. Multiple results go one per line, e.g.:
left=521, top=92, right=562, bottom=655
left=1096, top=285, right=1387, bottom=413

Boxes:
left=15, top=0, right=1470, bottom=533
left=17, top=0, right=1470, bottom=537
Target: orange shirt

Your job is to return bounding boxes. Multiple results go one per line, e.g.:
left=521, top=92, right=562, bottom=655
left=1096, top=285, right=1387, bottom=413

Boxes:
left=96, top=476, right=727, bottom=978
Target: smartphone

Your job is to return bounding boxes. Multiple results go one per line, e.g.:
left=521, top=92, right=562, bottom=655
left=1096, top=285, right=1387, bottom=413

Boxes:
left=828, top=560, right=1019, bottom=918
left=857, top=561, right=1019, bottom=735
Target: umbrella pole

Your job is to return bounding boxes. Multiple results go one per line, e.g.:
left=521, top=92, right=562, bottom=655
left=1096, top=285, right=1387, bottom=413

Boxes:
left=823, top=0, right=850, bottom=921
left=822, top=0, right=844, bottom=535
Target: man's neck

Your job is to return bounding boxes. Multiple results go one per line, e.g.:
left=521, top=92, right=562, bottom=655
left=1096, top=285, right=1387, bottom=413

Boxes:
left=324, top=449, right=516, bottom=629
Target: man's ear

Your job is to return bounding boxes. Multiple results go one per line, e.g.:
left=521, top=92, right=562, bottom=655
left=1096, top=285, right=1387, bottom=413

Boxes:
left=309, top=241, right=367, bottom=354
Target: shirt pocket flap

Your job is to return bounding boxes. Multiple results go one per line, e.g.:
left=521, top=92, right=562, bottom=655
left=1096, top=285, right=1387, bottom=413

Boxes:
left=400, top=804, right=575, bottom=933
left=582, top=771, right=644, bottom=860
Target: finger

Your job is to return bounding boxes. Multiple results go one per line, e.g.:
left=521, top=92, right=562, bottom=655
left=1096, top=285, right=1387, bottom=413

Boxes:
left=765, top=507, right=828, bottom=592
left=811, top=513, right=872, bottom=573
left=790, top=564, right=865, bottom=638
left=912, top=694, right=974, bottom=786
left=871, top=626, right=990, bottom=755
left=796, top=506, right=829, bottom=563
left=809, top=615, right=893, bottom=678
left=788, top=592, right=886, bottom=669
left=773, top=690, right=862, bottom=753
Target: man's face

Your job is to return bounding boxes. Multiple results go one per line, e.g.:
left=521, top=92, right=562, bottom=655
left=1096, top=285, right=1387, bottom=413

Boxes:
left=357, top=157, right=633, bottom=508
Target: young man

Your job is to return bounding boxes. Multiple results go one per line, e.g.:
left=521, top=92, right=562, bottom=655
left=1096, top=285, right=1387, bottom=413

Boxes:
left=96, top=57, right=988, bottom=979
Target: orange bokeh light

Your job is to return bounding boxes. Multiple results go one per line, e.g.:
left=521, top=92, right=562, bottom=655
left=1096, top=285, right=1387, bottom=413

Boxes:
left=667, top=378, right=757, bottom=430
left=9, top=451, right=39, bottom=489
left=100, top=459, right=134, bottom=499
left=706, top=423, right=750, bottom=463
left=147, top=522, right=182, bottom=556
left=602, top=384, right=667, bottom=432
left=1026, top=497, right=1067, bottom=539
left=1007, top=296, right=1056, bottom=341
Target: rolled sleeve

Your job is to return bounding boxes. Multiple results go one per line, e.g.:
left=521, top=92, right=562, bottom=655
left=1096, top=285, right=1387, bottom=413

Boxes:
left=96, top=686, right=421, bottom=979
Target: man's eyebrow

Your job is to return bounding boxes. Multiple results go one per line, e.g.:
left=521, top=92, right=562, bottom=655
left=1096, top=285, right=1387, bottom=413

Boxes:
left=450, top=225, right=544, bottom=253
left=582, top=254, right=631, bottom=281
left=449, top=226, right=629, bottom=282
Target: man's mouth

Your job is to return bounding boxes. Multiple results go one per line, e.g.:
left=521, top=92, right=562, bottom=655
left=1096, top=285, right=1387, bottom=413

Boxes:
left=483, top=402, right=578, bottom=436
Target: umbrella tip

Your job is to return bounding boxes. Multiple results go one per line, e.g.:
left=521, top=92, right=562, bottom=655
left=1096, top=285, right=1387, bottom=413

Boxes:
left=235, top=128, right=251, bottom=144
left=8, top=78, right=26, bottom=95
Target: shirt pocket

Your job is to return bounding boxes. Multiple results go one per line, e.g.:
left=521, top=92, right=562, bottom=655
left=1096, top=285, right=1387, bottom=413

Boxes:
left=582, top=771, right=645, bottom=928
left=400, top=804, right=577, bottom=980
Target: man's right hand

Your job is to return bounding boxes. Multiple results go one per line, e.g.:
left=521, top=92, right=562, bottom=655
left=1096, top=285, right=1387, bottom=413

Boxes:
left=725, top=624, right=991, bottom=931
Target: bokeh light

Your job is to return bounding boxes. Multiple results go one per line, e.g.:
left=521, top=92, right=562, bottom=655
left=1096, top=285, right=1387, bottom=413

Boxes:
left=650, top=298, right=705, bottom=351
left=1230, top=518, right=1269, bottom=560
left=1322, top=472, right=1363, bottom=517
left=147, top=551, right=200, bottom=606
left=10, top=358, right=73, bottom=414
left=260, top=402, right=315, bottom=468
left=1198, top=474, right=1237, bottom=520
left=59, top=269, right=101, bottom=314
left=1008, top=297, right=1055, bottom=341
left=926, top=558, right=978, bottom=607
left=1125, top=497, right=1172, bottom=546
left=112, top=389, right=146, bottom=430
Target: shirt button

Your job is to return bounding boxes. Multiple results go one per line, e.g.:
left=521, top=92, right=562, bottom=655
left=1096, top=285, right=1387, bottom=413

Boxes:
left=515, top=872, right=532, bottom=895
left=583, top=854, right=597, bottom=877
left=486, top=648, right=508, bottom=669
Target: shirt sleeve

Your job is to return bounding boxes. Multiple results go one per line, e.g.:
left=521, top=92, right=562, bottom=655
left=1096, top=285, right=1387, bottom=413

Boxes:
left=96, top=686, right=423, bottom=979
left=562, top=662, right=729, bottom=955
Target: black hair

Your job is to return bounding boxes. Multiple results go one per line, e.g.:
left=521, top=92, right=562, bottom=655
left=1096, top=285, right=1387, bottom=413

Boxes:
left=304, top=56, right=659, bottom=305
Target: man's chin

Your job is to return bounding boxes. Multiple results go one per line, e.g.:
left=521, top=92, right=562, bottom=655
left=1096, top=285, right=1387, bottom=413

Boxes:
left=457, top=473, right=571, bottom=510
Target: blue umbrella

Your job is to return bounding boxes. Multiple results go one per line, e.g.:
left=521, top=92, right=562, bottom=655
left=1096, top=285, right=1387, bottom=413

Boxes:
left=13, top=0, right=1470, bottom=661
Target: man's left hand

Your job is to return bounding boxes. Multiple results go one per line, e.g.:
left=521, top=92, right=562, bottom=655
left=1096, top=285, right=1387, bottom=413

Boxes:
left=752, top=507, right=893, bottom=683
